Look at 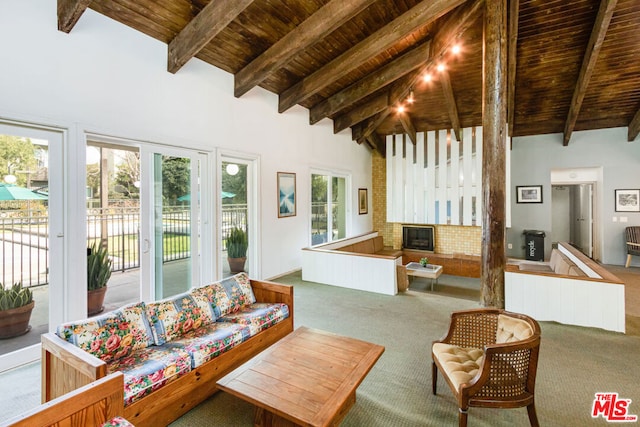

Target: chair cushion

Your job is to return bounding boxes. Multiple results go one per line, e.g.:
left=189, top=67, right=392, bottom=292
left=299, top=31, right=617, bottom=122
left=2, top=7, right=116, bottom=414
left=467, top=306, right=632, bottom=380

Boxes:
left=56, top=302, right=154, bottom=363
left=433, top=343, right=484, bottom=392
left=217, top=303, right=289, bottom=336
left=107, top=344, right=192, bottom=406
left=146, top=292, right=211, bottom=345
left=209, top=272, right=256, bottom=318
left=170, top=322, right=249, bottom=368
left=496, top=314, right=534, bottom=343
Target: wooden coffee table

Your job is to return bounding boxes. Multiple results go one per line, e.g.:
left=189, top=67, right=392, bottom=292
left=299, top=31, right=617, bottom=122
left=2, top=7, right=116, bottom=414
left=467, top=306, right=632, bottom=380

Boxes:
left=217, top=326, right=384, bottom=427
left=405, top=262, right=443, bottom=291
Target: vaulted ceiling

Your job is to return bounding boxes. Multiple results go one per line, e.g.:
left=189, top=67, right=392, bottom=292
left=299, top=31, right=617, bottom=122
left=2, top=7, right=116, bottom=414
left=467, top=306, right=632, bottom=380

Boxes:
left=58, top=0, right=640, bottom=154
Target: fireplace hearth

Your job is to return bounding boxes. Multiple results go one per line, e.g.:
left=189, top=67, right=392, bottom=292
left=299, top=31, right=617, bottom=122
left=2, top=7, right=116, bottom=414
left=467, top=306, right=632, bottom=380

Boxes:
left=403, top=225, right=435, bottom=251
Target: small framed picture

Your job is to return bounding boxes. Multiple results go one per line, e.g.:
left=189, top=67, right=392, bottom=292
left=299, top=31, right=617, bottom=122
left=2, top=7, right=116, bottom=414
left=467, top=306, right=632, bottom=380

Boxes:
left=358, top=188, right=368, bottom=215
left=615, top=189, right=640, bottom=212
left=277, top=172, right=296, bottom=218
left=516, top=185, right=543, bottom=204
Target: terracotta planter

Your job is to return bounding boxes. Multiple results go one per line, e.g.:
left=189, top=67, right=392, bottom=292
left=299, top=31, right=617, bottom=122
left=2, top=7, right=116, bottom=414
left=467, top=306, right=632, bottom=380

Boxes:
left=228, top=257, right=247, bottom=274
left=88, top=286, right=107, bottom=316
left=0, top=300, right=34, bottom=339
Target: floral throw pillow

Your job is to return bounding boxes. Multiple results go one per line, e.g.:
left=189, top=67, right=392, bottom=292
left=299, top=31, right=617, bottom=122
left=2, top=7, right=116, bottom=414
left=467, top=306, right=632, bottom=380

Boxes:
left=146, top=293, right=208, bottom=345
left=56, top=302, right=154, bottom=363
left=210, top=272, right=256, bottom=318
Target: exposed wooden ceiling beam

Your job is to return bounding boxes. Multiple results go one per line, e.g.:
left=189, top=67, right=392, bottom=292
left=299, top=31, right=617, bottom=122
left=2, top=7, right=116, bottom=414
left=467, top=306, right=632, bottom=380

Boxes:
left=309, top=41, right=431, bottom=125
left=507, top=0, right=520, bottom=137
left=399, top=114, right=417, bottom=144
left=366, top=133, right=386, bottom=156
left=168, top=0, right=254, bottom=74
left=278, top=0, right=466, bottom=113
left=563, top=0, right=617, bottom=146
left=334, top=93, right=389, bottom=134
left=628, top=108, right=640, bottom=141
left=352, top=112, right=389, bottom=141
left=439, top=70, right=462, bottom=141
left=57, top=0, right=91, bottom=33
left=354, top=0, right=484, bottom=141
left=234, top=0, right=376, bottom=98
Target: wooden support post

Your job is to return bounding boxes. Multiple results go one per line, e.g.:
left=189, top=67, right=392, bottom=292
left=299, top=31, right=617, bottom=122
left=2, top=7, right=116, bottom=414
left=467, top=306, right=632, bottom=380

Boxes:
left=481, top=0, right=507, bottom=308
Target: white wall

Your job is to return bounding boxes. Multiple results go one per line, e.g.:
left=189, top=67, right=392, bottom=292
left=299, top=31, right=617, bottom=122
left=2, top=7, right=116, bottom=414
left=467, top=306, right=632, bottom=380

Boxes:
left=509, top=129, right=640, bottom=265
left=0, top=2, right=372, bottom=280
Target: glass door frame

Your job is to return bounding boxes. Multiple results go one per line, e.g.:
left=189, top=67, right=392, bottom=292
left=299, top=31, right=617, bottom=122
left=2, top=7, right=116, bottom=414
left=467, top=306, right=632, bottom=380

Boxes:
left=140, top=144, right=209, bottom=301
left=310, top=168, right=351, bottom=245
left=0, top=119, right=65, bottom=372
left=217, top=150, right=260, bottom=280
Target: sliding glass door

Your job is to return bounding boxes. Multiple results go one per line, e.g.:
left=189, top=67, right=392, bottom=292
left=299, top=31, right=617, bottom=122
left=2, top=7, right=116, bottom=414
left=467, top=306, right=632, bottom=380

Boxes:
left=311, top=172, right=348, bottom=245
left=0, top=122, right=63, bottom=371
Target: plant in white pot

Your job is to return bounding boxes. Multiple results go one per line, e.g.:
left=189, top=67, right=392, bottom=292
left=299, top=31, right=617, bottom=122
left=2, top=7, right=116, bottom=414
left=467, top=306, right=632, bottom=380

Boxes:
left=0, top=282, right=34, bottom=339
left=87, top=242, right=112, bottom=316
left=227, top=227, right=248, bottom=273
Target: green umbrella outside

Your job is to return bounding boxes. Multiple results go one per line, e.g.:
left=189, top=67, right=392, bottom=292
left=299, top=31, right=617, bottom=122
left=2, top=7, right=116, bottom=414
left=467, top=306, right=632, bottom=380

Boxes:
left=177, top=191, right=235, bottom=202
left=0, top=183, right=48, bottom=200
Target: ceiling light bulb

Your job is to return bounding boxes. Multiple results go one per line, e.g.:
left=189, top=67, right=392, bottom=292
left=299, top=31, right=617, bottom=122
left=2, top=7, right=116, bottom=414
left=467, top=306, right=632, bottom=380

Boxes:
left=423, top=73, right=432, bottom=83
left=397, top=105, right=405, bottom=113
left=407, top=90, right=414, bottom=104
left=452, top=44, right=461, bottom=55
left=437, top=63, right=445, bottom=72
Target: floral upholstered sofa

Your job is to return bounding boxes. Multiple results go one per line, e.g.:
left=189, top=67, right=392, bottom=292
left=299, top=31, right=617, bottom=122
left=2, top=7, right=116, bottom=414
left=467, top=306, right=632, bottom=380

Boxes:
left=42, top=273, right=293, bottom=427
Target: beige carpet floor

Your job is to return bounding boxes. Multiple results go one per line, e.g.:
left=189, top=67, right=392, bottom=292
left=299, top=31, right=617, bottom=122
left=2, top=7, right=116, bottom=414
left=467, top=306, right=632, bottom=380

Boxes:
left=170, top=270, right=640, bottom=427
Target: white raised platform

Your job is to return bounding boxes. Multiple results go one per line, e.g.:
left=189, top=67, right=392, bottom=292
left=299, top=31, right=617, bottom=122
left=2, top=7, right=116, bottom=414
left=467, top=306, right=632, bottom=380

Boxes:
left=505, top=242, right=626, bottom=333
left=302, top=232, right=402, bottom=295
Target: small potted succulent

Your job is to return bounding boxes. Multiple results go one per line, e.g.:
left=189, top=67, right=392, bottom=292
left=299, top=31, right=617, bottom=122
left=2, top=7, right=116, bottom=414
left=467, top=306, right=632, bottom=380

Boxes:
left=0, top=282, right=34, bottom=339
left=227, top=227, right=248, bottom=273
left=419, top=257, right=429, bottom=267
left=87, top=242, right=112, bottom=315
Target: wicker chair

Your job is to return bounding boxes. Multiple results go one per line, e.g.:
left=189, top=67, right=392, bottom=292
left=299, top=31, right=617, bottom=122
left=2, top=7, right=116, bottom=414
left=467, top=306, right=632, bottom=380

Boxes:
left=625, top=226, right=640, bottom=268
left=432, top=308, right=541, bottom=427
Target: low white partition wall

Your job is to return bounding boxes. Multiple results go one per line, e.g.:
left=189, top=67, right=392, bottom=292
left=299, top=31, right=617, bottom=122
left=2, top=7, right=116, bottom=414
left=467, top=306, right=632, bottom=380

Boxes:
left=302, top=232, right=401, bottom=295
left=505, top=243, right=626, bottom=333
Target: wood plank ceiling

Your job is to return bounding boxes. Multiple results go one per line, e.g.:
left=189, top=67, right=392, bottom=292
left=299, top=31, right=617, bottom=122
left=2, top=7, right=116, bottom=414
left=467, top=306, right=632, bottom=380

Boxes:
left=58, top=0, right=640, bottom=154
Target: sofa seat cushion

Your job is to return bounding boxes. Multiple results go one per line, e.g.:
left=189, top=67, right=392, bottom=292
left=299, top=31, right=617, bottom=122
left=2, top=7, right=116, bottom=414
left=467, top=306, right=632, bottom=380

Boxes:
left=100, top=416, right=135, bottom=427
left=518, top=263, right=553, bottom=273
left=376, top=248, right=403, bottom=258
left=170, top=322, right=249, bottom=368
left=56, top=302, right=154, bottom=363
left=433, top=343, right=484, bottom=392
left=217, top=303, right=290, bottom=336
left=146, top=292, right=215, bottom=345
left=107, top=345, right=192, bottom=406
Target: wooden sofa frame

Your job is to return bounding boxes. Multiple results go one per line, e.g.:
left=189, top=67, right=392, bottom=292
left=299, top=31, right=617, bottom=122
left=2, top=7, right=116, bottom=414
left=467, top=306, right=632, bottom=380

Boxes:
left=3, top=373, right=125, bottom=427
left=41, top=279, right=294, bottom=427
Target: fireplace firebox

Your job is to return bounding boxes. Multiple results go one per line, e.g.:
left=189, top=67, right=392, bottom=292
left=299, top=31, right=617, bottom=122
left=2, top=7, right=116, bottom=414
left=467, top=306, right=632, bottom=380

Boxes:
left=403, top=225, right=435, bottom=251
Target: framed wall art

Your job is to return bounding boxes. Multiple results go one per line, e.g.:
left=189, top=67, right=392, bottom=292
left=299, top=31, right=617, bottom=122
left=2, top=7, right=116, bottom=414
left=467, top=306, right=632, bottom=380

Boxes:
left=358, top=188, right=368, bottom=215
left=277, top=172, right=296, bottom=217
left=615, top=189, right=640, bottom=212
left=516, top=185, right=543, bottom=203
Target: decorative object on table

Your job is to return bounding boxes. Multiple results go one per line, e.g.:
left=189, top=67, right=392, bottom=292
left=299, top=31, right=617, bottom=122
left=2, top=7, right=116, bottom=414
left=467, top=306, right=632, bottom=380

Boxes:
left=615, top=189, right=640, bottom=212
left=227, top=227, right=248, bottom=273
left=277, top=172, right=296, bottom=218
left=419, top=257, right=429, bottom=267
left=358, top=188, right=368, bottom=214
left=0, top=282, right=34, bottom=339
left=87, top=242, right=112, bottom=316
left=516, top=185, right=543, bottom=203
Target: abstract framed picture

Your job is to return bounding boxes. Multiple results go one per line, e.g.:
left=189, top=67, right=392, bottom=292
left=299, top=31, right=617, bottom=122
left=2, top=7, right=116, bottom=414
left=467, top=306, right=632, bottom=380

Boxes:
left=615, top=189, right=640, bottom=212
left=516, top=185, right=543, bottom=203
left=277, top=172, right=296, bottom=217
left=358, top=188, right=368, bottom=215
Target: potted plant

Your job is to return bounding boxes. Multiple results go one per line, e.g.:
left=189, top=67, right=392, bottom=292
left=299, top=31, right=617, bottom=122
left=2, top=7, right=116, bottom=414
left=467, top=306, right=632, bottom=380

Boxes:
left=420, top=257, right=429, bottom=267
left=87, top=242, right=112, bottom=315
left=227, top=227, right=248, bottom=273
left=0, top=282, right=34, bottom=339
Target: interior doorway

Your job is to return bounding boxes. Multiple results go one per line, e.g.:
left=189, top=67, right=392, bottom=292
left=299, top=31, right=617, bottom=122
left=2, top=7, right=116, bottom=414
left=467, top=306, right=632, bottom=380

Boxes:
left=551, top=184, right=593, bottom=257
left=550, top=167, right=602, bottom=260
